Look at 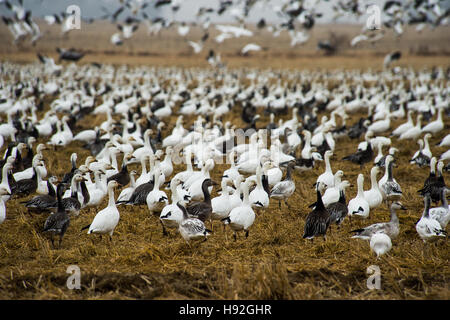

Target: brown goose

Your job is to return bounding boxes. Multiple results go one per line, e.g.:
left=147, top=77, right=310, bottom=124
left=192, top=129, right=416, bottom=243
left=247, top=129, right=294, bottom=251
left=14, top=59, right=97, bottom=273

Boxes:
left=186, top=179, right=218, bottom=223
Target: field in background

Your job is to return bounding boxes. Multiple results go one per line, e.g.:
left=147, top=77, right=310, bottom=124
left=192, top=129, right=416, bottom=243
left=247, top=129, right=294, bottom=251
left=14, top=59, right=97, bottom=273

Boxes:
left=0, top=22, right=449, bottom=300
left=0, top=21, right=449, bottom=69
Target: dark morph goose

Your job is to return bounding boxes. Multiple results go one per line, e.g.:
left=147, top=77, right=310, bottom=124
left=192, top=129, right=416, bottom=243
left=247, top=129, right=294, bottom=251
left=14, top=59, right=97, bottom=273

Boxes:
left=56, top=47, right=85, bottom=62
left=303, top=182, right=331, bottom=241
left=342, top=140, right=373, bottom=168
left=326, top=189, right=348, bottom=229
left=186, top=179, right=217, bottom=223
left=22, top=176, right=58, bottom=213
left=43, top=183, right=70, bottom=248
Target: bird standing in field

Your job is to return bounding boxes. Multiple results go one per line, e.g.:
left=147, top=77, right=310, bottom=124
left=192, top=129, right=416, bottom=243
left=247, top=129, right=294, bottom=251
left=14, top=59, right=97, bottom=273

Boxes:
left=82, top=181, right=120, bottom=242
left=303, top=182, right=330, bottom=241
left=43, top=183, right=70, bottom=248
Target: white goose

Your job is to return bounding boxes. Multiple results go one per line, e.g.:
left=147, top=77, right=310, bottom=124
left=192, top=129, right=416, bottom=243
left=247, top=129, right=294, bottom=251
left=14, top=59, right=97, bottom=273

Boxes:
left=316, top=150, right=334, bottom=188
left=422, top=107, right=444, bottom=134
left=0, top=187, right=10, bottom=224
left=85, top=180, right=121, bottom=241
left=348, top=173, right=370, bottom=219
left=116, top=170, right=138, bottom=204
left=159, top=178, right=187, bottom=235
left=416, top=195, right=447, bottom=242
left=392, top=110, right=414, bottom=136
left=146, top=168, right=169, bottom=215
left=249, top=162, right=272, bottom=209
left=370, top=233, right=392, bottom=258
left=363, top=166, right=383, bottom=209
left=211, top=178, right=237, bottom=222
left=429, top=188, right=450, bottom=229
left=399, top=114, right=423, bottom=140
left=222, top=180, right=256, bottom=241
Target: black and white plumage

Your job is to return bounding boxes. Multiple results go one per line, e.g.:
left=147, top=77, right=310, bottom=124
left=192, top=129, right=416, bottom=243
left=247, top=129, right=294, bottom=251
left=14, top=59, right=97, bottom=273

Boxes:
left=419, top=160, right=446, bottom=204
left=326, top=189, right=348, bottom=227
left=379, top=155, right=402, bottom=205
left=416, top=195, right=447, bottom=242
left=342, top=140, right=373, bottom=167
left=303, top=182, right=330, bottom=241
left=177, top=201, right=211, bottom=243
left=351, top=201, right=406, bottom=240
left=43, top=183, right=70, bottom=248
left=429, top=188, right=450, bottom=229
left=56, top=48, right=85, bottom=62
left=383, top=51, right=401, bottom=68
left=270, top=162, right=295, bottom=208
left=21, top=176, right=58, bottom=213
left=186, top=179, right=217, bottom=222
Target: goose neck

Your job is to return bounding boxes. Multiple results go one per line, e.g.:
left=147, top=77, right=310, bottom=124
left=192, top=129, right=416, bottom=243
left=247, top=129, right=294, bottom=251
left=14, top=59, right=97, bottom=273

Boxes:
left=107, top=185, right=116, bottom=207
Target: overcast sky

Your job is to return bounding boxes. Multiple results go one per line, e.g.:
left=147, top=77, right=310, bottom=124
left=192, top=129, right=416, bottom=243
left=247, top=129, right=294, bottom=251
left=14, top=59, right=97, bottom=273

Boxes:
left=1, top=0, right=386, bottom=24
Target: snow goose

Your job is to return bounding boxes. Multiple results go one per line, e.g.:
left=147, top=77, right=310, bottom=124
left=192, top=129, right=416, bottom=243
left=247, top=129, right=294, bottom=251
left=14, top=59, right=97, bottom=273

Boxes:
left=177, top=200, right=212, bottom=243
left=348, top=173, right=370, bottom=219
left=375, top=147, right=399, bottom=168
left=327, top=189, right=348, bottom=228
left=343, top=138, right=374, bottom=168
left=249, top=162, right=273, bottom=209
left=146, top=168, right=168, bottom=215
left=83, top=181, right=121, bottom=241
left=419, top=160, right=446, bottom=204
left=222, top=179, right=255, bottom=241
left=410, top=139, right=431, bottom=167
left=132, top=129, right=154, bottom=161
left=187, top=159, right=215, bottom=200
left=370, top=233, right=392, bottom=258
left=379, top=155, right=402, bottom=206
left=318, top=170, right=344, bottom=207
left=222, top=151, right=240, bottom=182
left=11, top=161, right=43, bottom=198
left=270, top=162, right=295, bottom=208
left=116, top=170, right=137, bottom=204
left=416, top=195, right=447, bottom=242
left=316, top=150, right=334, bottom=188
left=107, top=152, right=135, bottom=187
left=159, top=178, right=190, bottom=236
left=59, top=173, right=86, bottom=216
left=392, top=110, right=414, bottom=137
left=0, top=163, right=13, bottom=202
left=368, top=114, right=392, bottom=135
left=22, top=176, right=59, bottom=214
left=429, top=188, right=450, bottom=229
left=160, top=147, right=174, bottom=179
left=422, top=107, right=444, bottom=134
left=363, top=166, right=383, bottom=209
left=0, top=187, right=10, bottom=224
left=86, top=168, right=108, bottom=207
left=422, top=133, right=433, bottom=158
left=186, top=179, right=217, bottom=223
left=211, top=178, right=236, bottom=222
left=437, top=134, right=450, bottom=148
left=303, top=182, right=331, bottom=241
left=43, top=183, right=70, bottom=248
left=399, top=114, right=423, bottom=140
left=351, top=201, right=406, bottom=240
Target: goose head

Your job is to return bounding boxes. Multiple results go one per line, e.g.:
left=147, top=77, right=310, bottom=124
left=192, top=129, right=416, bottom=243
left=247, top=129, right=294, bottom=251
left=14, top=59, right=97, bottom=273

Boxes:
left=107, top=180, right=119, bottom=190
left=339, top=180, right=352, bottom=191
left=391, top=201, right=407, bottom=211
left=0, top=186, right=11, bottom=196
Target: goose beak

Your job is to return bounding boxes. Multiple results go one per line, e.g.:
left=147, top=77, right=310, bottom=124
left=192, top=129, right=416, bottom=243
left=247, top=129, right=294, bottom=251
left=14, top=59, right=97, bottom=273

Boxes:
left=400, top=205, right=407, bottom=210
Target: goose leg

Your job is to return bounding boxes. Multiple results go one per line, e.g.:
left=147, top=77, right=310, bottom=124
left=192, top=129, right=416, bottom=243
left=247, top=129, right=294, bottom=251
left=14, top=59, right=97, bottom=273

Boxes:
left=285, top=200, right=290, bottom=209
left=59, top=235, right=63, bottom=248
left=245, top=230, right=249, bottom=238
left=50, top=234, right=54, bottom=248
left=233, top=232, right=237, bottom=242
left=278, top=201, right=281, bottom=209
left=160, top=220, right=168, bottom=236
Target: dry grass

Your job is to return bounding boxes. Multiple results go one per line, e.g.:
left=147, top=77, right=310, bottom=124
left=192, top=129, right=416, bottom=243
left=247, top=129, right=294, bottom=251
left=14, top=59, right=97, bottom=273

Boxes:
left=0, top=23, right=449, bottom=300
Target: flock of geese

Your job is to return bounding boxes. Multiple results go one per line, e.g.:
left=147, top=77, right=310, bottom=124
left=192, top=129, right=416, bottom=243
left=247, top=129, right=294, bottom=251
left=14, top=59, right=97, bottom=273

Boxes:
left=2, top=0, right=449, bottom=60
left=0, top=60, right=448, bottom=260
